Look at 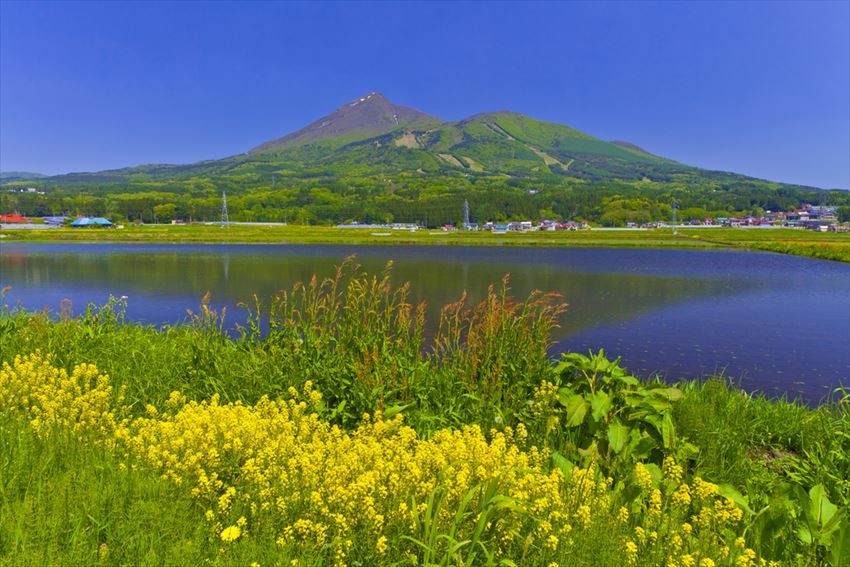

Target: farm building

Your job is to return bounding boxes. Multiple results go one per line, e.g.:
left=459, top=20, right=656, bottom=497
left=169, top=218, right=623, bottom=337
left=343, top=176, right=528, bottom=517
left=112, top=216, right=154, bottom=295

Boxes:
left=0, top=214, right=30, bottom=223
left=70, top=217, right=113, bottom=227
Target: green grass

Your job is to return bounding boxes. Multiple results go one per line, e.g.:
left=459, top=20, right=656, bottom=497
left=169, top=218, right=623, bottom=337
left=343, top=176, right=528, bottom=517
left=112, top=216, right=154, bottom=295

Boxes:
left=0, top=415, right=212, bottom=566
left=2, top=266, right=849, bottom=565
left=4, top=224, right=849, bottom=261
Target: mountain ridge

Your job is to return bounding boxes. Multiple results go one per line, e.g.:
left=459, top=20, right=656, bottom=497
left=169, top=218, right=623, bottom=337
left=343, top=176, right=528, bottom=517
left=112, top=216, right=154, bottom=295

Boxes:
left=251, top=92, right=441, bottom=152
left=0, top=92, right=830, bottom=192
left=2, top=92, right=842, bottom=229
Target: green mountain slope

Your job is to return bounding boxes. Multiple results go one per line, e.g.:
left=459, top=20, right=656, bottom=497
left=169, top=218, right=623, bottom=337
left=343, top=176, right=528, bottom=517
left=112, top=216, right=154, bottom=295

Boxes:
left=4, top=92, right=843, bottom=229
left=250, top=107, right=686, bottom=182
left=0, top=171, right=47, bottom=183
left=16, top=91, right=801, bottom=188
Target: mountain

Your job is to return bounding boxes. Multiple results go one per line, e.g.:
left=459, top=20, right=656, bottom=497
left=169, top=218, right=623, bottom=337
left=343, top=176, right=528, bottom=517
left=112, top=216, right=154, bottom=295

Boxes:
left=33, top=93, right=696, bottom=185
left=240, top=100, right=691, bottom=183
left=251, top=92, right=440, bottom=152
left=4, top=91, right=825, bottom=195
left=610, top=141, right=662, bottom=158
left=0, top=171, right=46, bottom=183
left=3, top=92, right=839, bottom=228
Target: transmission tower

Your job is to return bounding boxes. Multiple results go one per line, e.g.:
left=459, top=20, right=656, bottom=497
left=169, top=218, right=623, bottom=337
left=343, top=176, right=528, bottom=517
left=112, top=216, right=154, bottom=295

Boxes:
left=671, top=197, right=679, bottom=235
left=463, top=199, right=470, bottom=230
left=221, top=191, right=229, bottom=227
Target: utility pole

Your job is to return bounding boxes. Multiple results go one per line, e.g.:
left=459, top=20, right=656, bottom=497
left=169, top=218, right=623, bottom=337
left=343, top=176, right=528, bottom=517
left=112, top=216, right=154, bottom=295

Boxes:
left=221, top=191, right=229, bottom=227
left=671, top=197, right=679, bottom=235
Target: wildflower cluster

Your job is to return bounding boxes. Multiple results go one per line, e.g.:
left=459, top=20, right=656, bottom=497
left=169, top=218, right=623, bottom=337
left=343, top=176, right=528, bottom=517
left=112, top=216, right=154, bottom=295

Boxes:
left=126, top=385, right=583, bottom=562
left=0, top=353, right=766, bottom=565
left=0, top=352, right=124, bottom=439
left=623, top=459, right=773, bottom=567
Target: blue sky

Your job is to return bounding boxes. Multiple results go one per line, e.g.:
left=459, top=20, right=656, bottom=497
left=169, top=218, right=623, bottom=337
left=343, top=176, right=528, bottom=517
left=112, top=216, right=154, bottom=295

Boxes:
left=1, top=1, right=848, bottom=188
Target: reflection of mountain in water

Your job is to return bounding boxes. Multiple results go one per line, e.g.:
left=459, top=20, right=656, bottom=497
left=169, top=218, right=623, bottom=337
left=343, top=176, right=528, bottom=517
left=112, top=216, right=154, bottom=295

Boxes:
left=2, top=247, right=741, bottom=338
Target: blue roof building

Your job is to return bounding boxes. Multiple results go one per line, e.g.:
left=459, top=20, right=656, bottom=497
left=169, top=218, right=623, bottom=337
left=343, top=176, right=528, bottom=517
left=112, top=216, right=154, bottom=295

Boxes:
left=70, top=217, right=113, bottom=227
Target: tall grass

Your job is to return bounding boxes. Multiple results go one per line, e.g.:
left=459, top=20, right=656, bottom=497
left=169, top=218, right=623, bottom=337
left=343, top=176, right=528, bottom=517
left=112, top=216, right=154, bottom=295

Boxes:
left=1, top=260, right=565, bottom=432
left=0, top=415, right=211, bottom=566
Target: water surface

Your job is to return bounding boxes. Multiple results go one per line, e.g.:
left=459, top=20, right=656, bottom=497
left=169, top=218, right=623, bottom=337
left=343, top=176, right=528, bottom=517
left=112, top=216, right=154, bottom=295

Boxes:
left=2, top=243, right=848, bottom=403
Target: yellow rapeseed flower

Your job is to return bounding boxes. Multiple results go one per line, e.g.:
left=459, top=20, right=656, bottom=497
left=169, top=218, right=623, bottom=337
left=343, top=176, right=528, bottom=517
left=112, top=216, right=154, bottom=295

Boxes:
left=220, top=525, right=241, bottom=543
left=376, top=535, right=388, bottom=555
left=2, top=354, right=765, bottom=566
left=635, top=462, right=654, bottom=492
left=624, top=539, right=639, bottom=565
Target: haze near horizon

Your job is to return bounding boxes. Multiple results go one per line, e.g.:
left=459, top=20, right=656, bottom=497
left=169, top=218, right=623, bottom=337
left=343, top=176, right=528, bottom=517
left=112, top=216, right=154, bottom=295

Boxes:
left=1, top=1, right=848, bottom=189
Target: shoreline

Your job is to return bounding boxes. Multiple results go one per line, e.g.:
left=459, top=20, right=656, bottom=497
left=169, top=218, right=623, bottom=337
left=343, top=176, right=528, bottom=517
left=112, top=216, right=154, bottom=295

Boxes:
left=2, top=225, right=849, bottom=262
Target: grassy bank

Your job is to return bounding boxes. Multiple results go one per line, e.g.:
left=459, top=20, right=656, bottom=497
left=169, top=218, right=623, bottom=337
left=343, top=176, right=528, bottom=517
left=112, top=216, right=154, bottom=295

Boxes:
left=3, top=224, right=849, bottom=262
left=1, top=267, right=848, bottom=565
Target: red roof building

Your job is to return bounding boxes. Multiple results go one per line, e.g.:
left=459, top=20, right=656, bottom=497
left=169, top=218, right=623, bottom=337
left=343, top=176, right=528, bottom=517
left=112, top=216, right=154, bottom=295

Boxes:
left=0, top=214, right=30, bottom=223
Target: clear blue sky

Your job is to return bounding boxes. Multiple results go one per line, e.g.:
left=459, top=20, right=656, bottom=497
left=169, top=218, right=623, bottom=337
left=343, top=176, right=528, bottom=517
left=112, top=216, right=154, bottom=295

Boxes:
left=1, top=1, right=848, bottom=188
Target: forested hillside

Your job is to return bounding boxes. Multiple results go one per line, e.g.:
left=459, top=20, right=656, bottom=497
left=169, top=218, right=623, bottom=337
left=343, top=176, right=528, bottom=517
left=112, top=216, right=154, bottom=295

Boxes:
left=3, top=93, right=847, bottom=226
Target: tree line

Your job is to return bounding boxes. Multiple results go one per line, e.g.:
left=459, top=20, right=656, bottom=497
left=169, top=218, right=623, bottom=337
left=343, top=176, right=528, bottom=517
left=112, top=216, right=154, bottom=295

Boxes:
left=3, top=173, right=848, bottom=227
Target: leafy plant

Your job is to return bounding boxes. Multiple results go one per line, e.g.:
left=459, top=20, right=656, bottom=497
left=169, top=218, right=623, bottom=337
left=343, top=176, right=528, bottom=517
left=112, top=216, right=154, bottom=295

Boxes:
left=551, top=350, right=691, bottom=469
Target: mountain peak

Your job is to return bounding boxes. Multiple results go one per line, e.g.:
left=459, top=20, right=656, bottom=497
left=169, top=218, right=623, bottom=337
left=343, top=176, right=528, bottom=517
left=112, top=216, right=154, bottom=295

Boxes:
left=252, top=92, right=440, bottom=152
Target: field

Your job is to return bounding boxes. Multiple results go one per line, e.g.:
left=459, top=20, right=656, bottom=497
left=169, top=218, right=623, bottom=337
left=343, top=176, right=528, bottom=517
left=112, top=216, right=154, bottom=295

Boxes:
left=1, top=264, right=848, bottom=566
left=3, top=224, right=849, bottom=262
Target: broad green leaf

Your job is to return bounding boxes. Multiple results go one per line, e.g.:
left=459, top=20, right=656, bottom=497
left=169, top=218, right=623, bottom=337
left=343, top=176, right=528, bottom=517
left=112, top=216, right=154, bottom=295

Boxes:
left=557, top=387, right=576, bottom=407
left=644, top=398, right=673, bottom=413
left=808, top=484, right=838, bottom=529
left=649, top=387, right=684, bottom=401
left=832, top=520, right=850, bottom=567
left=551, top=451, right=574, bottom=479
left=563, top=394, right=589, bottom=428
left=619, top=375, right=640, bottom=387
left=607, top=422, right=629, bottom=454
left=383, top=403, right=411, bottom=419
left=641, top=414, right=663, bottom=435
left=718, top=483, right=754, bottom=515
left=661, top=413, right=676, bottom=448
left=590, top=390, right=613, bottom=422
left=632, top=434, right=657, bottom=459
left=644, top=463, right=662, bottom=485
left=752, top=510, right=789, bottom=556
left=679, top=441, right=700, bottom=460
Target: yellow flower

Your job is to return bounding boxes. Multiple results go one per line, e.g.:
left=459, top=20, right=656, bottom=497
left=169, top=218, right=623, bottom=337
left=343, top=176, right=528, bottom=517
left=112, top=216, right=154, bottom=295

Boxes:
left=635, top=462, right=654, bottom=491
left=663, top=456, right=684, bottom=484
left=672, top=483, right=692, bottom=507
left=376, top=535, right=388, bottom=555
left=693, top=477, right=718, bottom=500
left=624, top=540, right=639, bottom=565
left=671, top=534, right=683, bottom=550
left=220, top=525, right=241, bottom=542
left=648, top=489, right=662, bottom=522
left=577, top=504, right=592, bottom=528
